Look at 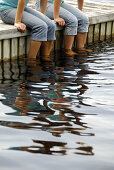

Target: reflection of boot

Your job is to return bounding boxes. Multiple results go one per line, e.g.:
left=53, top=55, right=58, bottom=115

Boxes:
left=41, top=61, right=54, bottom=68
left=63, top=49, right=78, bottom=56
left=75, top=48, right=93, bottom=54
left=64, top=55, right=74, bottom=61
left=40, top=55, right=52, bottom=62
left=25, top=58, right=39, bottom=66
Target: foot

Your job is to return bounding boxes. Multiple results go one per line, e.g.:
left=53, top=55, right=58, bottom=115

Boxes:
left=64, top=49, right=78, bottom=56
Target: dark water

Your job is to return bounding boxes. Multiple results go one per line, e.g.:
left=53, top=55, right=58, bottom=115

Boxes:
left=0, top=40, right=114, bottom=170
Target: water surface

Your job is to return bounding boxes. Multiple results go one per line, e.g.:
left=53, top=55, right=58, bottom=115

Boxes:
left=0, top=40, right=114, bottom=170
left=85, top=0, right=114, bottom=5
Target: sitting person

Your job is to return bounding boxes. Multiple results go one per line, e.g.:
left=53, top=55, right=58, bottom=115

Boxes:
left=0, top=0, right=56, bottom=60
left=36, top=0, right=90, bottom=55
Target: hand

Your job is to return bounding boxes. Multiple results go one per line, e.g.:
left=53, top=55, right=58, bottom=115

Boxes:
left=14, top=22, right=26, bottom=32
left=54, top=17, right=65, bottom=26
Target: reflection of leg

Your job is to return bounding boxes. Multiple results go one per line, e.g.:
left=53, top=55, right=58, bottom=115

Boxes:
left=28, top=40, right=41, bottom=59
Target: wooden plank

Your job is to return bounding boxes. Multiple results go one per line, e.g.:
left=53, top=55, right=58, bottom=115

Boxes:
left=3, top=39, right=10, bottom=60
left=11, top=38, right=18, bottom=59
left=89, top=13, right=114, bottom=25
left=88, top=25, right=94, bottom=44
left=112, top=21, right=114, bottom=37
left=0, top=20, right=31, bottom=40
left=19, top=37, right=26, bottom=56
left=55, top=30, right=64, bottom=50
left=0, top=40, right=2, bottom=60
left=106, top=21, right=112, bottom=39
left=100, top=23, right=106, bottom=41
left=26, top=35, right=31, bottom=55
left=0, top=59, right=3, bottom=81
left=94, top=24, right=100, bottom=42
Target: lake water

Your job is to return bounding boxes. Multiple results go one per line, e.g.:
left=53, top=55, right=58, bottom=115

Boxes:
left=0, top=40, right=114, bottom=170
left=85, top=0, right=114, bottom=5
left=30, top=0, right=114, bottom=6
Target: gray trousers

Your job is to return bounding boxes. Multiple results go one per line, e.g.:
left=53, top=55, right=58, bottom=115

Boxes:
left=0, top=7, right=56, bottom=41
left=36, top=1, right=89, bottom=36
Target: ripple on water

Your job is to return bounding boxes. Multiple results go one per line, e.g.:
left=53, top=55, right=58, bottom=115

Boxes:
left=0, top=40, right=114, bottom=169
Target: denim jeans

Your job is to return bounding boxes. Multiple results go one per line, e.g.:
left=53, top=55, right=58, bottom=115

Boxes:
left=36, top=1, right=89, bottom=36
left=0, top=7, right=56, bottom=41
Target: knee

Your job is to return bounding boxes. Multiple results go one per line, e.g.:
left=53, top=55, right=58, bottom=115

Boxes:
left=81, top=15, right=89, bottom=26
left=34, top=22, right=48, bottom=33
left=42, top=23, right=48, bottom=32
left=67, top=17, right=78, bottom=27
left=48, top=21, right=56, bottom=32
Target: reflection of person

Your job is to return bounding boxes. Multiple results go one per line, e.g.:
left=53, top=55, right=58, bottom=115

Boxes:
left=0, top=0, right=56, bottom=59
left=8, top=139, right=94, bottom=156
left=8, top=139, right=67, bottom=155
left=36, top=0, right=90, bottom=55
left=13, top=82, right=32, bottom=116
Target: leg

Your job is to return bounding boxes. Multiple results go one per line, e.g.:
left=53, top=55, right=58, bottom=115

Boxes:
left=64, top=35, right=74, bottom=50
left=76, top=32, right=87, bottom=49
left=28, top=40, right=41, bottom=59
left=60, top=3, right=90, bottom=51
left=24, top=7, right=56, bottom=42
left=1, top=7, right=56, bottom=59
left=24, top=7, right=56, bottom=58
left=40, top=40, right=54, bottom=61
left=76, top=32, right=92, bottom=52
left=40, top=40, right=54, bottom=56
left=64, top=35, right=78, bottom=55
left=44, top=3, right=78, bottom=55
left=1, top=8, right=47, bottom=59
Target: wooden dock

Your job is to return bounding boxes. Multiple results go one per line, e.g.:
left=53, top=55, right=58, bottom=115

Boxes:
left=0, top=1, right=114, bottom=60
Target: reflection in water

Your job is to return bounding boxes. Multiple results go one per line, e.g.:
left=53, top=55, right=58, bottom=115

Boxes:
left=8, top=139, right=94, bottom=156
left=75, top=142, right=94, bottom=156
left=0, top=55, right=95, bottom=134
left=0, top=40, right=114, bottom=158
left=9, top=140, right=67, bottom=155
